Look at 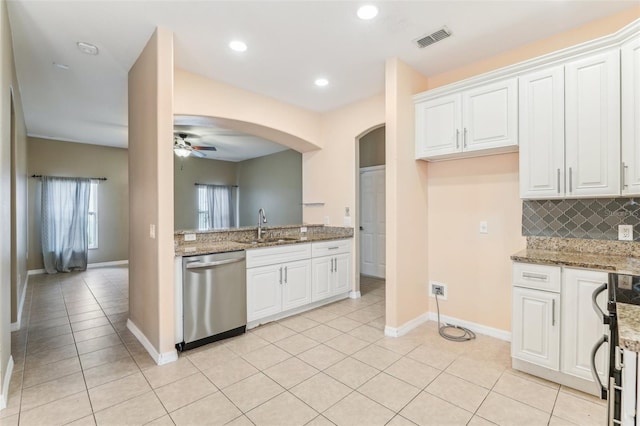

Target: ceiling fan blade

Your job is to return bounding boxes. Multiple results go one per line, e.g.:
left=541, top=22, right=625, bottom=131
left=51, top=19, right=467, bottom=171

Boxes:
left=192, top=146, right=217, bottom=151
left=191, top=150, right=206, bottom=158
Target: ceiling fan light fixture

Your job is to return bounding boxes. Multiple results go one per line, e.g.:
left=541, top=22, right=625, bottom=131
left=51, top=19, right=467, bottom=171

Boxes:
left=174, top=147, right=191, bottom=157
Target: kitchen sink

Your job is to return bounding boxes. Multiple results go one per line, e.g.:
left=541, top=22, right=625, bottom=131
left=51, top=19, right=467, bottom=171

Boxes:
left=235, top=237, right=299, bottom=245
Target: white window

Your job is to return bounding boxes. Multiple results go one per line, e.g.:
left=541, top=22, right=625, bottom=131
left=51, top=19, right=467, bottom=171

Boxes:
left=197, top=185, right=236, bottom=230
left=88, top=181, right=98, bottom=249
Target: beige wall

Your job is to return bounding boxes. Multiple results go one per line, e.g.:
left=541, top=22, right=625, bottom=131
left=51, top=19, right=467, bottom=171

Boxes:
left=359, top=126, right=385, bottom=168
left=174, top=156, right=237, bottom=230
left=422, top=7, right=640, bottom=332
left=174, top=69, right=322, bottom=153
left=1, top=0, right=28, bottom=405
left=385, top=59, right=429, bottom=328
left=237, top=150, right=302, bottom=227
left=128, top=27, right=175, bottom=356
left=26, top=137, right=129, bottom=270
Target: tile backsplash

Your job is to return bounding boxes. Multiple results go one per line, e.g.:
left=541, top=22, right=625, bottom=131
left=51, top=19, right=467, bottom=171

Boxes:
left=522, top=198, right=640, bottom=241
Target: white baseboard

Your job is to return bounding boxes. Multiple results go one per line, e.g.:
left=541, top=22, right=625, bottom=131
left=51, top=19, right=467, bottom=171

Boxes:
left=28, top=259, right=129, bottom=276
left=10, top=278, right=28, bottom=332
left=384, top=311, right=511, bottom=342
left=427, top=312, right=511, bottom=342
left=0, top=356, right=15, bottom=410
left=87, top=260, right=129, bottom=269
left=349, top=291, right=361, bottom=299
left=127, top=319, right=178, bottom=366
left=384, top=312, right=430, bottom=337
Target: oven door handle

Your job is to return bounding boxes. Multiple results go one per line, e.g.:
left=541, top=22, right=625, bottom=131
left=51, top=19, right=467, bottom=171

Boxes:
left=591, top=283, right=609, bottom=324
left=590, top=334, right=609, bottom=400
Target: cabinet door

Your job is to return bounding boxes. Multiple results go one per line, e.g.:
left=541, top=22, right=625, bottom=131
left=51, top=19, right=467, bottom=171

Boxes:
left=415, top=93, right=462, bottom=159
left=561, top=268, right=608, bottom=383
left=512, top=287, right=560, bottom=370
left=311, top=256, right=332, bottom=302
left=332, top=253, right=351, bottom=295
left=519, top=67, right=565, bottom=199
left=622, top=38, right=640, bottom=196
left=463, top=78, right=518, bottom=152
left=565, top=50, right=621, bottom=197
left=247, top=265, right=282, bottom=322
left=281, top=259, right=312, bottom=311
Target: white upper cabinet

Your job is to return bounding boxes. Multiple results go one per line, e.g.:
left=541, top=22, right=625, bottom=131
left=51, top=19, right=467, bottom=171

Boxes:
left=622, top=37, right=640, bottom=196
left=415, top=93, right=462, bottom=158
left=519, top=66, right=566, bottom=199
left=415, top=78, right=518, bottom=160
left=462, top=78, right=518, bottom=152
left=565, top=50, right=621, bottom=197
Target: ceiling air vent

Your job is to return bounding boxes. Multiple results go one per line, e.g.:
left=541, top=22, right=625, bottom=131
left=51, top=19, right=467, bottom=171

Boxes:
left=415, top=27, right=451, bottom=48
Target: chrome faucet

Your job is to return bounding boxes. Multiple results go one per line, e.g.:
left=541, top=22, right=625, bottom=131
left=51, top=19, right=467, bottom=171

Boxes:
left=257, top=208, right=268, bottom=240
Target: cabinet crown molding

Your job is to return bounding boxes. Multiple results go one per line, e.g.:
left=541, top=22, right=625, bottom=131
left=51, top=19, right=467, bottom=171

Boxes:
left=414, top=18, right=640, bottom=102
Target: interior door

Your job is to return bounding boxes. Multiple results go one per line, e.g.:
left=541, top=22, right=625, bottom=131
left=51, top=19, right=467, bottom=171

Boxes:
left=360, top=166, right=385, bottom=278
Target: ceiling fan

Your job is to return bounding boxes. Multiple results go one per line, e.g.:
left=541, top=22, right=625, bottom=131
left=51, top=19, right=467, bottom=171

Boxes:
left=173, top=133, right=217, bottom=158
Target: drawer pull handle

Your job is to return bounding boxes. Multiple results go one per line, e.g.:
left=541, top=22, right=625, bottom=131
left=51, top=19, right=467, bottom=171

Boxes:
left=522, top=272, right=548, bottom=281
left=328, top=247, right=339, bottom=250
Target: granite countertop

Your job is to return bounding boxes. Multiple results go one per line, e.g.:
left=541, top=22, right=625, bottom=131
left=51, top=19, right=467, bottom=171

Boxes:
left=511, top=248, right=640, bottom=275
left=617, top=303, right=640, bottom=352
left=175, top=234, right=352, bottom=257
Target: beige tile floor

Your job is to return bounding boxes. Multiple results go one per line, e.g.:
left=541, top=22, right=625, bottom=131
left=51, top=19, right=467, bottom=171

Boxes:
left=0, top=267, right=606, bottom=426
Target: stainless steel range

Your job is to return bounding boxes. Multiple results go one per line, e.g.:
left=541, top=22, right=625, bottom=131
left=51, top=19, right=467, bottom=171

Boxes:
left=592, top=273, right=639, bottom=426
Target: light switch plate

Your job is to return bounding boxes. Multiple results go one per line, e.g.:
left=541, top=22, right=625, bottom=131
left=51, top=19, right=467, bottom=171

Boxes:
left=479, top=221, right=488, bottom=234
left=619, top=225, right=633, bottom=241
left=149, top=224, right=156, bottom=239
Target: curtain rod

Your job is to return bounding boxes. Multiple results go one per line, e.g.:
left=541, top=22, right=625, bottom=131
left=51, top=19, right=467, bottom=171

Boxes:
left=194, top=183, right=238, bottom=187
left=31, top=174, right=107, bottom=181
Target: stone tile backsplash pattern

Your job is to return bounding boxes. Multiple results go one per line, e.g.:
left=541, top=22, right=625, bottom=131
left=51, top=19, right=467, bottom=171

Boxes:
left=522, top=198, right=640, bottom=241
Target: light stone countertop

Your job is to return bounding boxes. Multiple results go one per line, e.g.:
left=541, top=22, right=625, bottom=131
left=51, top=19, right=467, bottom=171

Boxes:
left=175, top=234, right=352, bottom=257
left=510, top=248, right=640, bottom=275
left=617, top=303, right=640, bottom=352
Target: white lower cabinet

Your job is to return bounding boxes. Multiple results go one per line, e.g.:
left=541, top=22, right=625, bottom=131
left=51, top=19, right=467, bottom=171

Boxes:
left=512, top=262, right=609, bottom=395
left=311, top=240, right=352, bottom=302
left=561, top=268, right=608, bottom=383
left=247, top=239, right=352, bottom=324
left=512, top=286, right=560, bottom=370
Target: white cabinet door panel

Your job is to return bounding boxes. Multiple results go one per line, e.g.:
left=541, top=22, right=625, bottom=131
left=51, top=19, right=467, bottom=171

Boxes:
left=512, top=287, right=560, bottom=370
left=311, top=257, right=331, bottom=302
left=565, top=50, right=621, bottom=197
left=247, top=265, right=282, bottom=322
left=519, top=66, right=565, bottom=199
left=333, top=253, right=351, bottom=295
left=561, top=268, right=608, bottom=383
left=415, top=93, right=462, bottom=158
left=463, top=78, right=518, bottom=152
left=622, top=37, right=640, bottom=196
left=281, top=260, right=312, bottom=311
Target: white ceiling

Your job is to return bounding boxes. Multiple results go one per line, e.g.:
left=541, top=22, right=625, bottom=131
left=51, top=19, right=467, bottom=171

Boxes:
left=7, top=0, right=638, bottom=151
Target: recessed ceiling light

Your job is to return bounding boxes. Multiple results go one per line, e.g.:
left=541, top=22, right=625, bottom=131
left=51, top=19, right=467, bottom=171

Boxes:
left=314, top=78, right=329, bottom=87
left=229, top=40, right=247, bottom=52
left=52, top=62, right=70, bottom=70
left=77, top=41, right=99, bottom=55
left=357, top=5, right=378, bottom=20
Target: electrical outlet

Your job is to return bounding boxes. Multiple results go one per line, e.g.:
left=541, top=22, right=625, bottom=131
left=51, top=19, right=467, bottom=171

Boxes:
left=479, top=221, right=488, bottom=234
left=184, top=233, right=196, bottom=242
left=429, top=281, right=447, bottom=300
left=324, top=216, right=330, bottom=225
left=149, top=224, right=156, bottom=239
left=619, top=224, right=633, bottom=241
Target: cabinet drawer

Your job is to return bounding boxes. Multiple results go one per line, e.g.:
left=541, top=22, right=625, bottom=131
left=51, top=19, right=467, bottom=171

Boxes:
left=513, top=262, right=561, bottom=292
left=246, top=243, right=311, bottom=268
left=312, top=239, right=351, bottom=257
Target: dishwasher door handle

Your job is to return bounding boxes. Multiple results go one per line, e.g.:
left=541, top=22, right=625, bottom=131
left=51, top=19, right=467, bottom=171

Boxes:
left=186, top=258, right=245, bottom=269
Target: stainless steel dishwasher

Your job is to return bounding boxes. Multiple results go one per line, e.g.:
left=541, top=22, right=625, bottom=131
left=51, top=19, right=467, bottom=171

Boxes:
left=176, top=250, right=246, bottom=351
